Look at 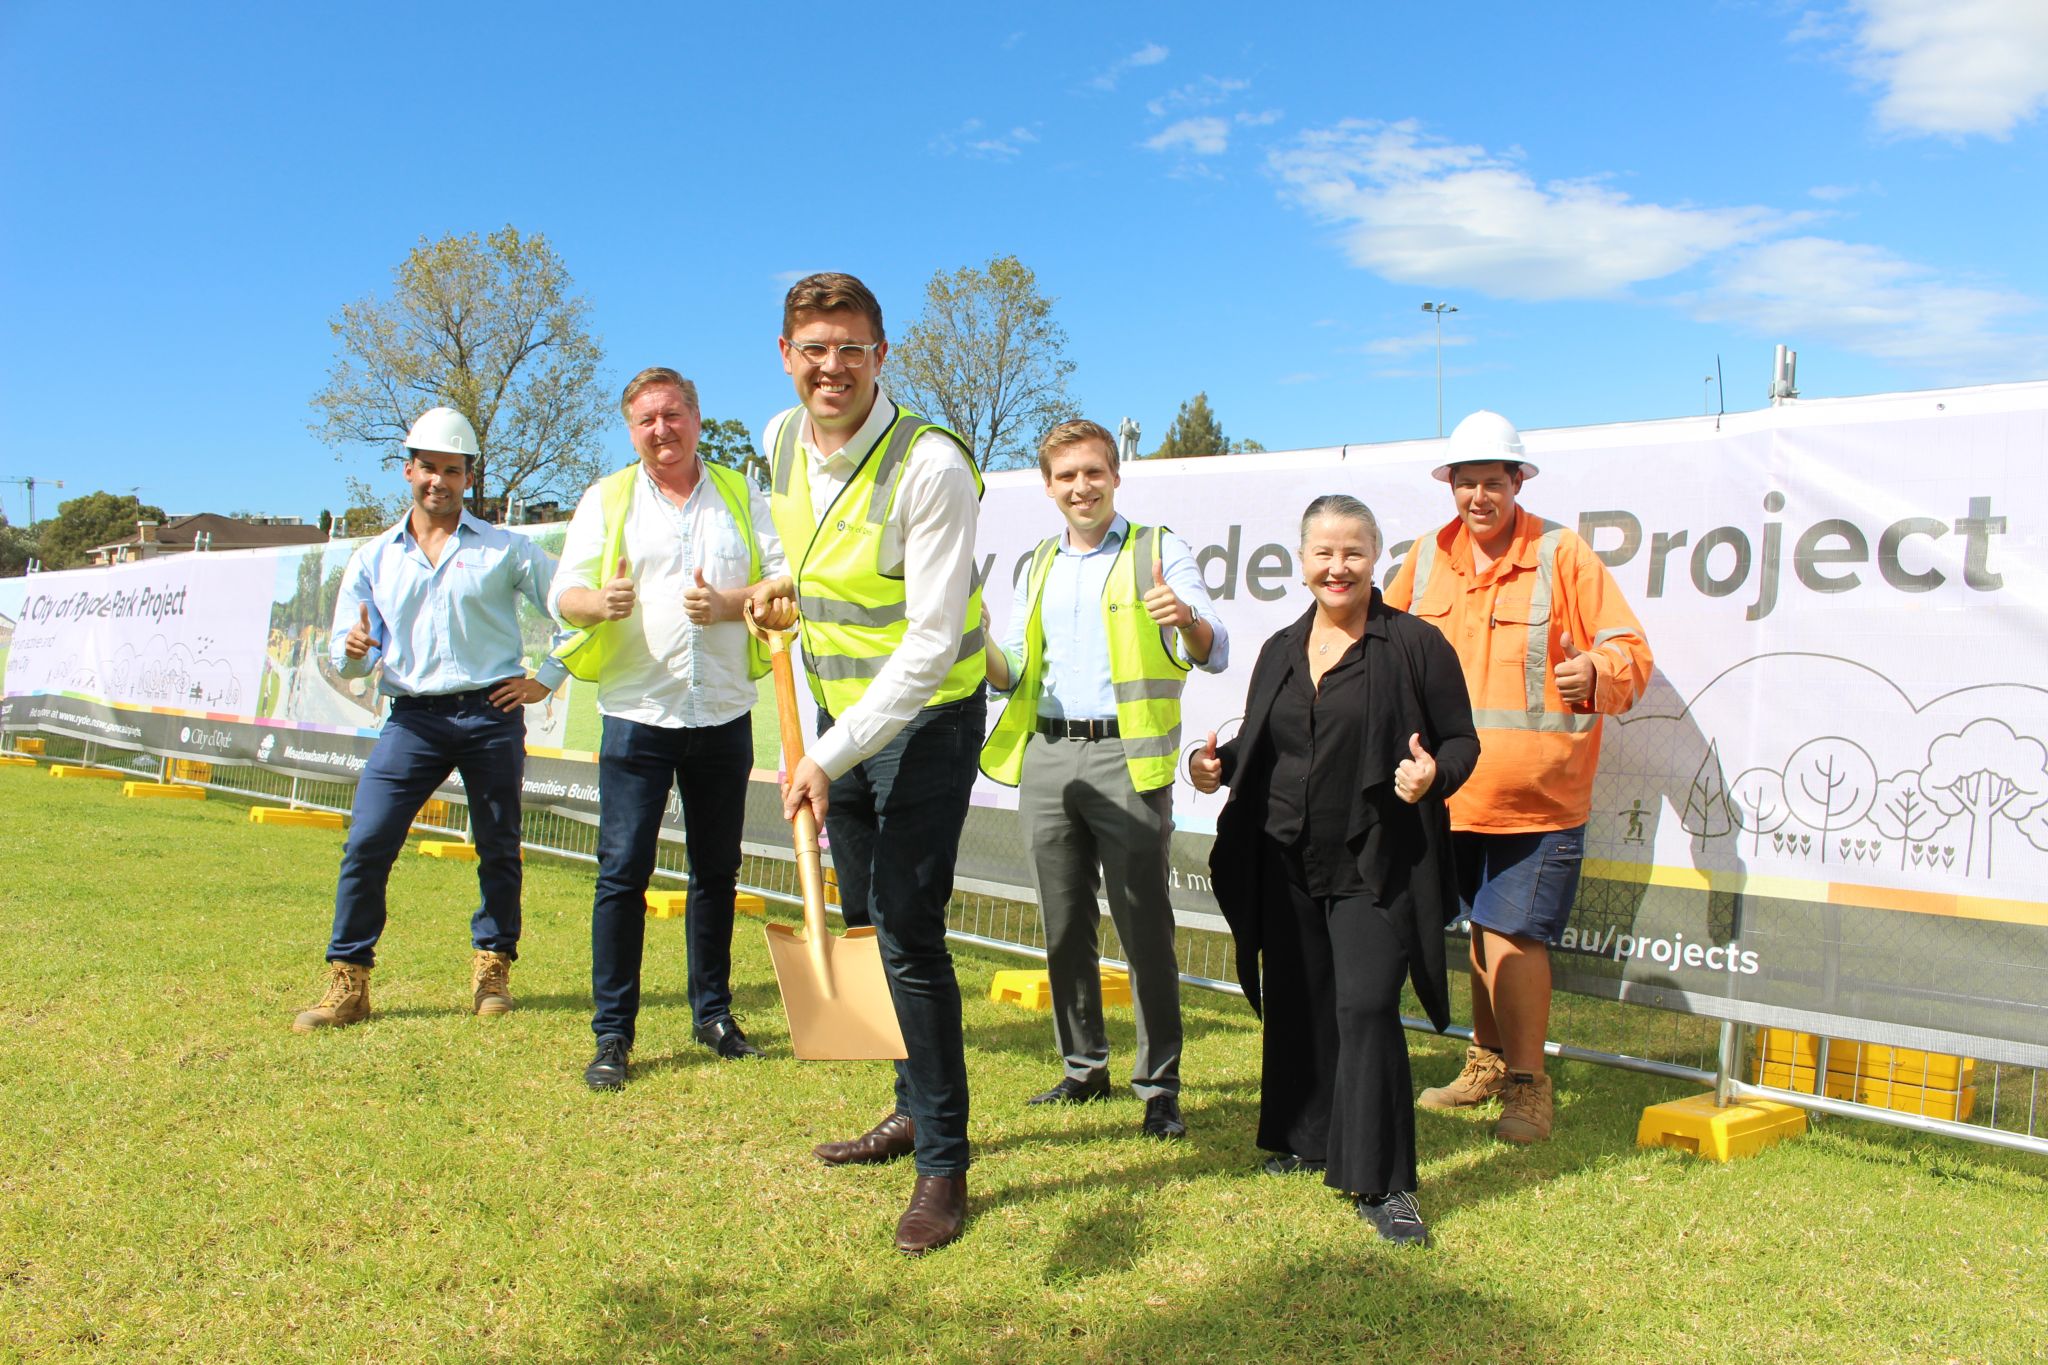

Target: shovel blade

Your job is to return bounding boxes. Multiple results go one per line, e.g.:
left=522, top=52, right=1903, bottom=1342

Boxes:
left=764, top=923, right=908, bottom=1060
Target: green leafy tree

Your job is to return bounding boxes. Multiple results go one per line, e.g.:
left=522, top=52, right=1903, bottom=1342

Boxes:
left=1230, top=437, right=1267, bottom=454
left=336, top=476, right=408, bottom=537
left=699, top=417, right=770, bottom=488
left=1150, top=392, right=1228, bottom=458
left=0, top=523, right=40, bottom=577
left=36, top=492, right=168, bottom=569
left=889, top=254, right=1077, bottom=472
left=310, top=226, right=611, bottom=516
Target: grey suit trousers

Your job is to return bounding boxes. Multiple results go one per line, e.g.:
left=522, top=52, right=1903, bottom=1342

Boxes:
left=1019, top=731, right=1183, bottom=1098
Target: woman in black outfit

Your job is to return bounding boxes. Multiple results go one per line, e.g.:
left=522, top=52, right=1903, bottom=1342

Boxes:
left=1191, top=494, right=1478, bottom=1246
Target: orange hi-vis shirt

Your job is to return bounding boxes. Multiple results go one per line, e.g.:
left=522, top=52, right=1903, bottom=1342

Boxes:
left=1384, top=507, right=1653, bottom=834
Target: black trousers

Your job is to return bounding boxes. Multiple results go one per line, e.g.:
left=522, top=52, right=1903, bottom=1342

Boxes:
left=1256, top=837, right=1418, bottom=1197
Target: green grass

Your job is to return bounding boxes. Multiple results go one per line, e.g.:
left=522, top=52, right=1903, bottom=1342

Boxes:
left=1, top=763, right=2043, bottom=1364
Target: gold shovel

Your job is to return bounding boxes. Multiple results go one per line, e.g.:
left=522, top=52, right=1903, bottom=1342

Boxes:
left=747, top=602, right=908, bottom=1061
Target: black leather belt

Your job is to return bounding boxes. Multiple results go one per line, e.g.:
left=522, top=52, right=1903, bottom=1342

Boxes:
left=1037, top=716, right=1120, bottom=741
left=390, top=684, right=511, bottom=713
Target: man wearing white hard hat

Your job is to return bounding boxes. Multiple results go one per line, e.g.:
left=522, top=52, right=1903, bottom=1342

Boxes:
left=292, top=406, right=564, bottom=1033
left=1383, top=410, right=1652, bottom=1143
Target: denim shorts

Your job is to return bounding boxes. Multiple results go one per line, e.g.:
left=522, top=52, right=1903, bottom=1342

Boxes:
left=1453, top=826, right=1586, bottom=946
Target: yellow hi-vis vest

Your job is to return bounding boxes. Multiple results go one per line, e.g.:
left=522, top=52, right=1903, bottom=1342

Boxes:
left=550, top=460, right=770, bottom=683
left=767, top=405, right=985, bottom=717
left=978, top=524, right=1192, bottom=793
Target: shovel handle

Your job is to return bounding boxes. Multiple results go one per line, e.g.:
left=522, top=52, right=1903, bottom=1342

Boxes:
left=747, top=601, right=834, bottom=951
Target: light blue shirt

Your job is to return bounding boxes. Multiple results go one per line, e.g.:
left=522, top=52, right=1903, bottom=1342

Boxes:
left=993, top=514, right=1228, bottom=719
left=331, top=511, right=567, bottom=697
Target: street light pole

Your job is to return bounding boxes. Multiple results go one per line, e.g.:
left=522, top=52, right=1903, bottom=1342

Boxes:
left=1704, top=375, right=1714, bottom=415
left=1421, top=302, right=1458, bottom=436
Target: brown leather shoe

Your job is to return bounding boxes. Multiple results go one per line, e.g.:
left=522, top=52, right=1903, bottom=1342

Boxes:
left=813, top=1111, right=916, bottom=1166
left=893, top=1174, right=966, bottom=1255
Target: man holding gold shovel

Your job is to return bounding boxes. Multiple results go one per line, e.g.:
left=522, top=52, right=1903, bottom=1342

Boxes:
left=748, top=272, right=987, bottom=1256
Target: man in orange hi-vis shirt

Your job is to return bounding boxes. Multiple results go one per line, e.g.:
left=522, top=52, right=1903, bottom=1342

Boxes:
left=1383, top=410, right=1652, bottom=1144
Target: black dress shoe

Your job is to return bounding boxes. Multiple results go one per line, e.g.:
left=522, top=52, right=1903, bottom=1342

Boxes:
left=814, top=1111, right=917, bottom=1165
left=584, top=1035, right=629, bottom=1091
left=1025, top=1074, right=1112, bottom=1105
left=894, top=1174, right=967, bottom=1255
left=1261, top=1153, right=1326, bottom=1175
left=1141, top=1094, right=1187, bottom=1139
left=695, top=1016, right=766, bottom=1059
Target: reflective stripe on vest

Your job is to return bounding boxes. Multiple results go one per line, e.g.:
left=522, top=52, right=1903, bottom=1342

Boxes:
left=550, top=461, right=769, bottom=682
left=767, top=405, right=984, bottom=714
left=1416, top=519, right=1592, bottom=735
left=978, top=523, right=1192, bottom=792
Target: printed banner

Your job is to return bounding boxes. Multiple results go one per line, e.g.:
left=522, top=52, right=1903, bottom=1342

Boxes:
left=6, top=382, right=2046, bottom=1062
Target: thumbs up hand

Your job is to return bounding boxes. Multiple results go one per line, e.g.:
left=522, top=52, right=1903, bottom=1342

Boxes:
left=344, top=602, right=376, bottom=660
left=1554, top=634, right=1596, bottom=705
left=682, top=565, right=721, bottom=625
left=1189, top=731, right=1223, bottom=793
left=601, top=555, right=637, bottom=621
left=1394, top=732, right=1436, bottom=804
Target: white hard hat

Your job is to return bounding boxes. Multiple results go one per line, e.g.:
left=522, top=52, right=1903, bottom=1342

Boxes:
left=403, top=406, right=482, bottom=461
left=1432, top=409, right=1537, bottom=481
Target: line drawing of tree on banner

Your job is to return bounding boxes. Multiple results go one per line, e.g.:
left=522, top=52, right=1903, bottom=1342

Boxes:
left=1782, top=736, right=1877, bottom=865
left=1730, top=766, right=1791, bottom=858
left=1868, top=770, right=1950, bottom=871
left=1681, top=740, right=1735, bottom=851
left=1918, top=718, right=2048, bottom=878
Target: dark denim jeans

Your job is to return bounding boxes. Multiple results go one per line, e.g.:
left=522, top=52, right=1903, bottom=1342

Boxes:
left=327, top=693, right=526, bottom=967
left=822, top=693, right=985, bottom=1177
left=590, top=712, right=752, bottom=1046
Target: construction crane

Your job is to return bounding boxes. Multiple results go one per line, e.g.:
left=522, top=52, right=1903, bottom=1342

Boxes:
left=1, top=475, right=65, bottom=526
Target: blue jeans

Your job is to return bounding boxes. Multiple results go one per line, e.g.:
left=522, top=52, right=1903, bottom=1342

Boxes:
left=327, top=692, right=527, bottom=967
left=590, top=712, right=752, bottom=1046
left=822, top=693, right=985, bottom=1177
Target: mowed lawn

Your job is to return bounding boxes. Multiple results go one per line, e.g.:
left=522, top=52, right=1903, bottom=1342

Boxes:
left=0, top=764, right=2043, bottom=1364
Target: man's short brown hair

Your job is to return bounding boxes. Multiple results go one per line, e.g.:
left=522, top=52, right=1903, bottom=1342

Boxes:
left=620, top=367, right=700, bottom=419
left=1037, top=418, right=1120, bottom=479
left=781, top=272, right=885, bottom=342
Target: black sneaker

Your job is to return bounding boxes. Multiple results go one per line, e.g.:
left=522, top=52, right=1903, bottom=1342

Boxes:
left=1025, top=1074, right=1112, bottom=1105
left=1261, top=1153, right=1326, bottom=1176
left=1355, top=1190, right=1431, bottom=1247
left=585, top=1035, right=630, bottom=1091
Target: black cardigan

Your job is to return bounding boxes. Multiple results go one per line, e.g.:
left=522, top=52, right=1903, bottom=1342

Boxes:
left=1207, top=591, right=1480, bottom=1029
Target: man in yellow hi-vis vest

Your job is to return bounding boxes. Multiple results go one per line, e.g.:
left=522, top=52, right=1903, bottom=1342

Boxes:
left=550, top=367, right=790, bottom=1092
left=980, top=419, right=1227, bottom=1142
left=745, top=273, right=986, bottom=1257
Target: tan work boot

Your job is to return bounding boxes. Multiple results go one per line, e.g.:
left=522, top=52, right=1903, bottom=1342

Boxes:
left=292, top=961, right=371, bottom=1033
left=1495, top=1071, right=1555, bottom=1144
left=471, top=949, right=514, bottom=1015
left=1417, top=1045, right=1509, bottom=1111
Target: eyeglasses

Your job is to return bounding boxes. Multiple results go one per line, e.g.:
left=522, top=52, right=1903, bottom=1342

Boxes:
left=787, top=341, right=882, bottom=368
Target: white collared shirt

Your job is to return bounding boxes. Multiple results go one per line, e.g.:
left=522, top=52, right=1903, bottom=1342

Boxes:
left=759, top=387, right=981, bottom=778
left=548, top=459, right=786, bottom=729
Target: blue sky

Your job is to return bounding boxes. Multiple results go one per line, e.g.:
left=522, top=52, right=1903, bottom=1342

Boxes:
left=3, top=1, right=2044, bottom=524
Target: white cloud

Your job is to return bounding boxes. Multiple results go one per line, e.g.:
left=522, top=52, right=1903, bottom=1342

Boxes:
left=1089, top=42, right=1169, bottom=91
left=1807, top=182, right=1871, bottom=201
left=1691, top=236, right=2046, bottom=377
left=1363, top=329, right=1474, bottom=358
left=1845, top=0, right=2048, bottom=138
left=1146, top=116, right=1230, bottom=157
left=931, top=118, right=1039, bottom=160
left=1268, top=119, right=1784, bottom=301
left=1236, top=109, right=1283, bottom=127
left=1146, top=75, right=1250, bottom=118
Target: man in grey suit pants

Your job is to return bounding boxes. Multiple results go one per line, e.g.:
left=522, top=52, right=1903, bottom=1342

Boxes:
left=978, top=419, right=1229, bottom=1138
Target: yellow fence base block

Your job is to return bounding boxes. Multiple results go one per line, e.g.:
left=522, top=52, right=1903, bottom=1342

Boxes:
left=0, top=754, right=37, bottom=768
left=16, top=738, right=46, bottom=754
left=989, top=968, right=1134, bottom=1012
left=646, top=891, right=768, bottom=920
left=249, top=807, right=346, bottom=829
left=1637, top=1092, right=1808, bottom=1162
left=50, top=765, right=125, bottom=780
left=420, top=841, right=478, bottom=861
left=123, top=782, right=206, bottom=800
